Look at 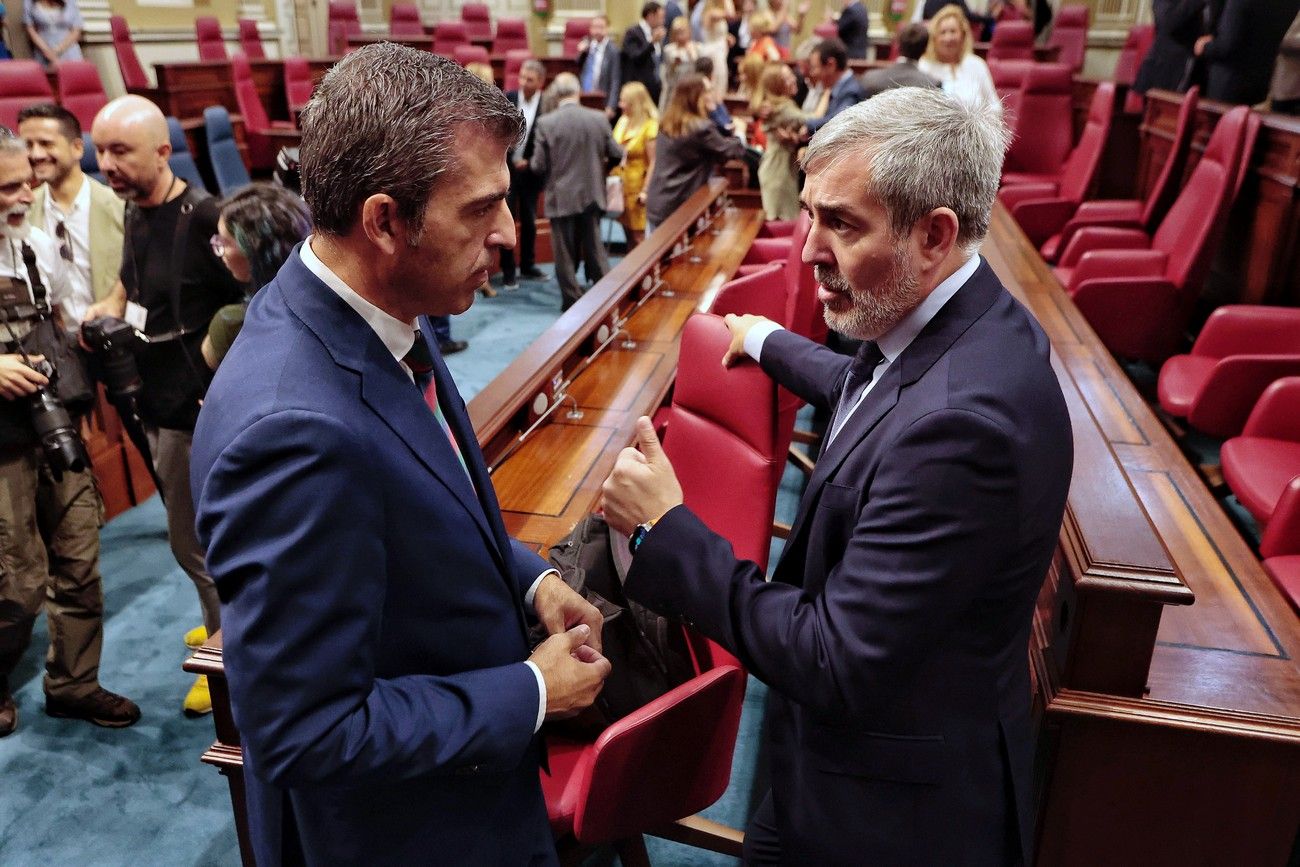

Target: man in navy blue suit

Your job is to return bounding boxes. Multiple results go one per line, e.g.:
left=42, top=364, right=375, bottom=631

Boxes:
left=833, top=0, right=871, bottom=58
left=191, top=44, right=611, bottom=866
left=604, top=88, right=1073, bottom=865
left=803, top=39, right=867, bottom=136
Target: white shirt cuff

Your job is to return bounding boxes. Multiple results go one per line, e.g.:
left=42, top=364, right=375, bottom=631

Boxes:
left=744, top=321, right=785, bottom=363
left=524, top=569, right=558, bottom=610
left=522, top=660, right=547, bottom=733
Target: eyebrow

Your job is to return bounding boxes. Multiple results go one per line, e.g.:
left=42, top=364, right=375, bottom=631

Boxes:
left=801, top=200, right=858, bottom=223
left=462, top=189, right=508, bottom=213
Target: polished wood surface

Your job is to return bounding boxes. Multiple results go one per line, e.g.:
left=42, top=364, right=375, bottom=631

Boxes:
left=985, top=203, right=1300, bottom=865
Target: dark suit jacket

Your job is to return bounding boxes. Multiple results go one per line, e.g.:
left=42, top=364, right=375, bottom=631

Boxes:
left=627, top=260, right=1073, bottom=865
left=505, top=88, right=545, bottom=193
left=860, top=59, right=941, bottom=97
left=805, top=71, right=868, bottom=134
left=1133, top=0, right=1206, bottom=94
left=577, top=38, right=621, bottom=111
left=838, top=0, right=871, bottom=59
left=530, top=101, right=623, bottom=218
left=621, top=21, right=661, bottom=103
left=191, top=249, right=556, bottom=866
left=1201, top=0, right=1300, bottom=105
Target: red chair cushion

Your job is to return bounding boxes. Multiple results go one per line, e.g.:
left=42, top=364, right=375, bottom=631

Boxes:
left=540, top=735, right=589, bottom=836
left=1221, top=439, right=1300, bottom=523
left=1264, top=556, right=1300, bottom=612
left=1156, top=354, right=1216, bottom=418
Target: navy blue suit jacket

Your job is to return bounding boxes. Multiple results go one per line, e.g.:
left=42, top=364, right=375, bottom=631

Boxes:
left=805, top=72, right=867, bottom=134
left=191, top=248, right=556, bottom=866
left=627, top=260, right=1072, bottom=865
left=838, top=0, right=871, bottom=59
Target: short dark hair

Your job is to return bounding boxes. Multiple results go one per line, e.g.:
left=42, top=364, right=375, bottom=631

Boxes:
left=641, top=2, right=663, bottom=19
left=693, top=56, right=715, bottom=77
left=813, top=38, right=848, bottom=71
left=897, top=22, right=930, bottom=60
left=299, top=43, right=523, bottom=239
left=219, top=183, right=312, bottom=290
left=16, top=103, right=81, bottom=141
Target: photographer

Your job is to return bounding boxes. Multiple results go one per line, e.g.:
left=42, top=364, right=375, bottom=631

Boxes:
left=85, top=96, right=243, bottom=717
left=0, top=128, right=138, bottom=737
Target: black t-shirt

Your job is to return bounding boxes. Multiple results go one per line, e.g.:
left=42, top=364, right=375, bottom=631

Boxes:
left=121, top=187, right=244, bottom=430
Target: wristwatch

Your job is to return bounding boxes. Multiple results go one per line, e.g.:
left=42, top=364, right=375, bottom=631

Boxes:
left=628, top=515, right=661, bottom=556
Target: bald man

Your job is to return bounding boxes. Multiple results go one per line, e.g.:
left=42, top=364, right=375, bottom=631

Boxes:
left=86, top=96, right=244, bottom=716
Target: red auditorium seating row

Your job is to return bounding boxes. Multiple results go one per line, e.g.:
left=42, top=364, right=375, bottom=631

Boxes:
left=0, top=58, right=107, bottom=131
left=327, top=0, right=530, bottom=57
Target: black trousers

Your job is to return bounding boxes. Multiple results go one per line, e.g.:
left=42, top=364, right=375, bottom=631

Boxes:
left=500, top=171, right=541, bottom=282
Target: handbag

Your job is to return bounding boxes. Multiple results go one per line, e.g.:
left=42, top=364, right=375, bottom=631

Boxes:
left=605, top=173, right=625, bottom=216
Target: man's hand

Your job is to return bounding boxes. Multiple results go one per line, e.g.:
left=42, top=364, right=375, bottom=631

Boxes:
left=577, top=36, right=591, bottom=54
left=533, top=573, right=604, bottom=654
left=513, top=159, right=529, bottom=171
left=82, top=297, right=125, bottom=323
left=721, top=313, right=772, bottom=367
left=652, top=25, right=667, bottom=42
left=1194, top=35, right=1213, bottom=57
left=601, top=416, right=683, bottom=537
left=0, top=354, right=48, bottom=400
left=529, top=624, right=612, bottom=719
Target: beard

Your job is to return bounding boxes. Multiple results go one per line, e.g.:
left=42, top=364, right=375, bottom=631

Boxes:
left=0, top=207, right=31, bottom=242
left=817, top=242, right=924, bottom=340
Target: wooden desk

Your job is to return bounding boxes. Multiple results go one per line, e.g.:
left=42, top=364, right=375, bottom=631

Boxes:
left=153, top=60, right=237, bottom=122
left=985, top=203, right=1300, bottom=865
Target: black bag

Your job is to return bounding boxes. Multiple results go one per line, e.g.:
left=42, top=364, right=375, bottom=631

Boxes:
left=535, top=513, right=697, bottom=737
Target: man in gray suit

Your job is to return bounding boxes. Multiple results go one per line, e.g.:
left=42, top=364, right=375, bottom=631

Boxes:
left=860, top=23, right=940, bottom=98
left=530, top=73, right=623, bottom=310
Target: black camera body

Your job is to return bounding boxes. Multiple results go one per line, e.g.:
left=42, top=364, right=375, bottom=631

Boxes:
left=26, top=358, right=89, bottom=477
left=81, top=316, right=143, bottom=402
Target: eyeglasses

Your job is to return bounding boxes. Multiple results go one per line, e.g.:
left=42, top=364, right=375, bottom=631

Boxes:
left=54, top=220, right=72, bottom=263
left=209, top=234, right=227, bottom=257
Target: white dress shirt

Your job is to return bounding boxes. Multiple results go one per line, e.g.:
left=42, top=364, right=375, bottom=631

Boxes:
left=300, top=238, right=552, bottom=731
left=744, top=254, right=981, bottom=442
left=584, top=37, right=610, bottom=89
left=513, top=89, right=541, bottom=164
left=39, top=177, right=92, bottom=326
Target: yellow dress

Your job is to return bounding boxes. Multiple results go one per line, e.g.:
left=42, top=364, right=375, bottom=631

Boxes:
left=612, top=116, right=658, bottom=233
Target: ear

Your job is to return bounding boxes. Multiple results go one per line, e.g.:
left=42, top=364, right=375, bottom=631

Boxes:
left=358, top=193, right=407, bottom=257
left=70, top=135, right=85, bottom=158
left=913, top=206, right=960, bottom=272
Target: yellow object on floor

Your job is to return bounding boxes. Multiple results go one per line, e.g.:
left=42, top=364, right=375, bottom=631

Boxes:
left=183, top=675, right=212, bottom=717
left=183, top=626, right=208, bottom=648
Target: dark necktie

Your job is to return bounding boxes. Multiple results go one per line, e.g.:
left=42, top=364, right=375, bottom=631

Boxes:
left=404, top=329, right=471, bottom=481
left=827, top=340, right=885, bottom=444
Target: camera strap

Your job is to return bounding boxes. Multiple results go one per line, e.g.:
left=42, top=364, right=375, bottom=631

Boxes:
left=123, top=183, right=206, bottom=341
left=20, top=242, right=51, bottom=316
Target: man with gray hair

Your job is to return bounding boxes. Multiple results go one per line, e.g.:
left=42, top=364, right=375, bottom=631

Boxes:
left=191, top=45, right=610, bottom=865
left=603, top=87, right=1073, bottom=865
left=530, top=71, right=623, bottom=310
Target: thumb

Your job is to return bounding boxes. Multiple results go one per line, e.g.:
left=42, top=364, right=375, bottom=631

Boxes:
left=634, top=416, right=665, bottom=463
left=565, top=623, right=592, bottom=650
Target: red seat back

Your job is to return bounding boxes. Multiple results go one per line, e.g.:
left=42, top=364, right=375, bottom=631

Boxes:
left=563, top=18, right=592, bottom=57
left=1140, top=86, right=1198, bottom=229
left=453, top=44, right=490, bottom=67
left=327, top=1, right=362, bottom=55
left=389, top=2, right=423, bottom=37
left=494, top=18, right=530, bottom=55
left=461, top=3, right=493, bottom=40
left=57, top=60, right=108, bottom=130
left=238, top=19, right=266, bottom=60
left=1056, top=81, right=1115, bottom=203
left=110, top=15, right=150, bottom=91
left=432, top=21, right=470, bottom=56
left=988, top=20, right=1034, bottom=62
left=1048, top=4, right=1089, bottom=71
left=230, top=53, right=271, bottom=135
left=988, top=58, right=1033, bottom=122
left=503, top=48, right=532, bottom=91
left=1114, top=24, right=1153, bottom=85
left=0, top=60, right=54, bottom=131
left=284, top=56, right=315, bottom=115
left=1004, top=63, right=1074, bottom=175
left=195, top=16, right=228, bottom=61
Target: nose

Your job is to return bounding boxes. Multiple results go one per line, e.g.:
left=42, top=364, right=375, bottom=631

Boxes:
left=18, top=181, right=34, bottom=206
left=491, top=198, right=517, bottom=252
left=801, top=220, right=832, bottom=267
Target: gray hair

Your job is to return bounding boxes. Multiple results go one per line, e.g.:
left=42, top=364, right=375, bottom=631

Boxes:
left=549, top=72, right=580, bottom=101
left=299, top=43, right=524, bottom=238
left=801, top=87, right=1010, bottom=254
left=0, top=127, right=26, bottom=158
left=520, top=59, right=545, bottom=78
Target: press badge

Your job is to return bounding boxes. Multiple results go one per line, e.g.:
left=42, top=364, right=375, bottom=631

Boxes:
left=124, top=301, right=148, bottom=332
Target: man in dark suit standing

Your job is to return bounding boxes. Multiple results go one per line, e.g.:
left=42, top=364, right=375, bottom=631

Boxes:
left=833, top=0, right=870, bottom=59
left=501, top=58, right=546, bottom=288
left=577, top=14, right=621, bottom=118
left=1194, top=0, right=1300, bottom=105
left=621, top=1, right=666, bottom=105
left=603, top=88, right=1073, bottom=865
left=860, top=22, right=940, bottom=96
left=530, top=73, right=623, bottom=310
left=191, top=45, right=611, bottom=866
left=804, top=39, right=867, bottom=135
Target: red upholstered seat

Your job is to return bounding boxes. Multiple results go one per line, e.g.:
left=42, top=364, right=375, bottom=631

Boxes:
left=989, top=59, right=1033, bottom=121
left=503, top=49, right=532, bottom=91
left=1048, top=4, right=1089, bottom=72
left=813, top=21, right=838, bottom=40
left=231, top=52, right=296, bottom=171
left=1265, top=556, right=1300, bottom=612
left=327, top=1, right=362, bottom=55
left=495, top=19, right=531, bottom=56
left=283, top=56, right=315, bottom=115
left=461, top=3, right=493, bottom=40
left=1115, top=24, right=1154, bottom=113
left=1056, top=105, right=1257, bottom=362
left=432, top=21, right=470, bottom=57
left=1261, top=475, right=1300, bottom=609
left=57, top=60, right=109, bottom=130
left=389, top=2, right=423, bottom=37
left=1043, top=87, right=1200, bottom=262
left=563, top=19, right=593, bottom=57
left=756, top=219, right=796, bottom=238
left=111, top=15, right=151, bottom=91
left=195, top=16, right=227, bottom=61
left=1156, top=306, right=1300, bottom=438
left=237, top=19, right=266, bottom=60
left=1001, top=82, right=1115, bottom=246
left=1003, top=63, right=1075, bottom=178
left=1222, top=378, right=1300, bottom=524
left=0, top=60, right=53, bottom=132
left=453, top=44, right=490, bottom=67
left=988, top=20, right=1035, bottom=62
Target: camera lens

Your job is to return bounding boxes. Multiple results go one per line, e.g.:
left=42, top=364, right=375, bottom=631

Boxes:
left=30, top=389, right=89, bottom=475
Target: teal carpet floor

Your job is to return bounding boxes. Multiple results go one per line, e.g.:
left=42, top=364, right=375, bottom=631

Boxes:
left=0, top=249, right=806, bottom=866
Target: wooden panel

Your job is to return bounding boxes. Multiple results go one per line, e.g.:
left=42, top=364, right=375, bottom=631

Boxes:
left=493, top=421, right=616, bottom=516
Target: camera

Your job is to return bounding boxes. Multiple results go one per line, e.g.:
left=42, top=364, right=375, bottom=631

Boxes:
left=81, top=316, right=143, bottom=402
left=27, top=359, right=89, bottom=478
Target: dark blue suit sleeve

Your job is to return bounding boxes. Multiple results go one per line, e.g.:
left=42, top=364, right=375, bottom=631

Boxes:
left=759, top=328, right=853, bottom=411
left=196, top=409, right=540, bottom=788
left=626, top=408, right=1019, bottom=720
left=511, top=538, right=554, bottom=599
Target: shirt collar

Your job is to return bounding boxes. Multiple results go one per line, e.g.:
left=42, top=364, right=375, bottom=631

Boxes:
left=46, top=174, right=89, bottom=217
left=640, top=20, right=652, bottom=39
left=877, top=253, right=980, bottom=362
left=300, top=235, right=417, bottom=365
left=833, top=69, right=854, bottom=91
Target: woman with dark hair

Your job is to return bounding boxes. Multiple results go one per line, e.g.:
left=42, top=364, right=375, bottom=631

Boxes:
left=24, top=0, right=83, bottom=66
left=204, top=183, right=311, bottom=369
left=643, top=73, right=745, bottom=235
